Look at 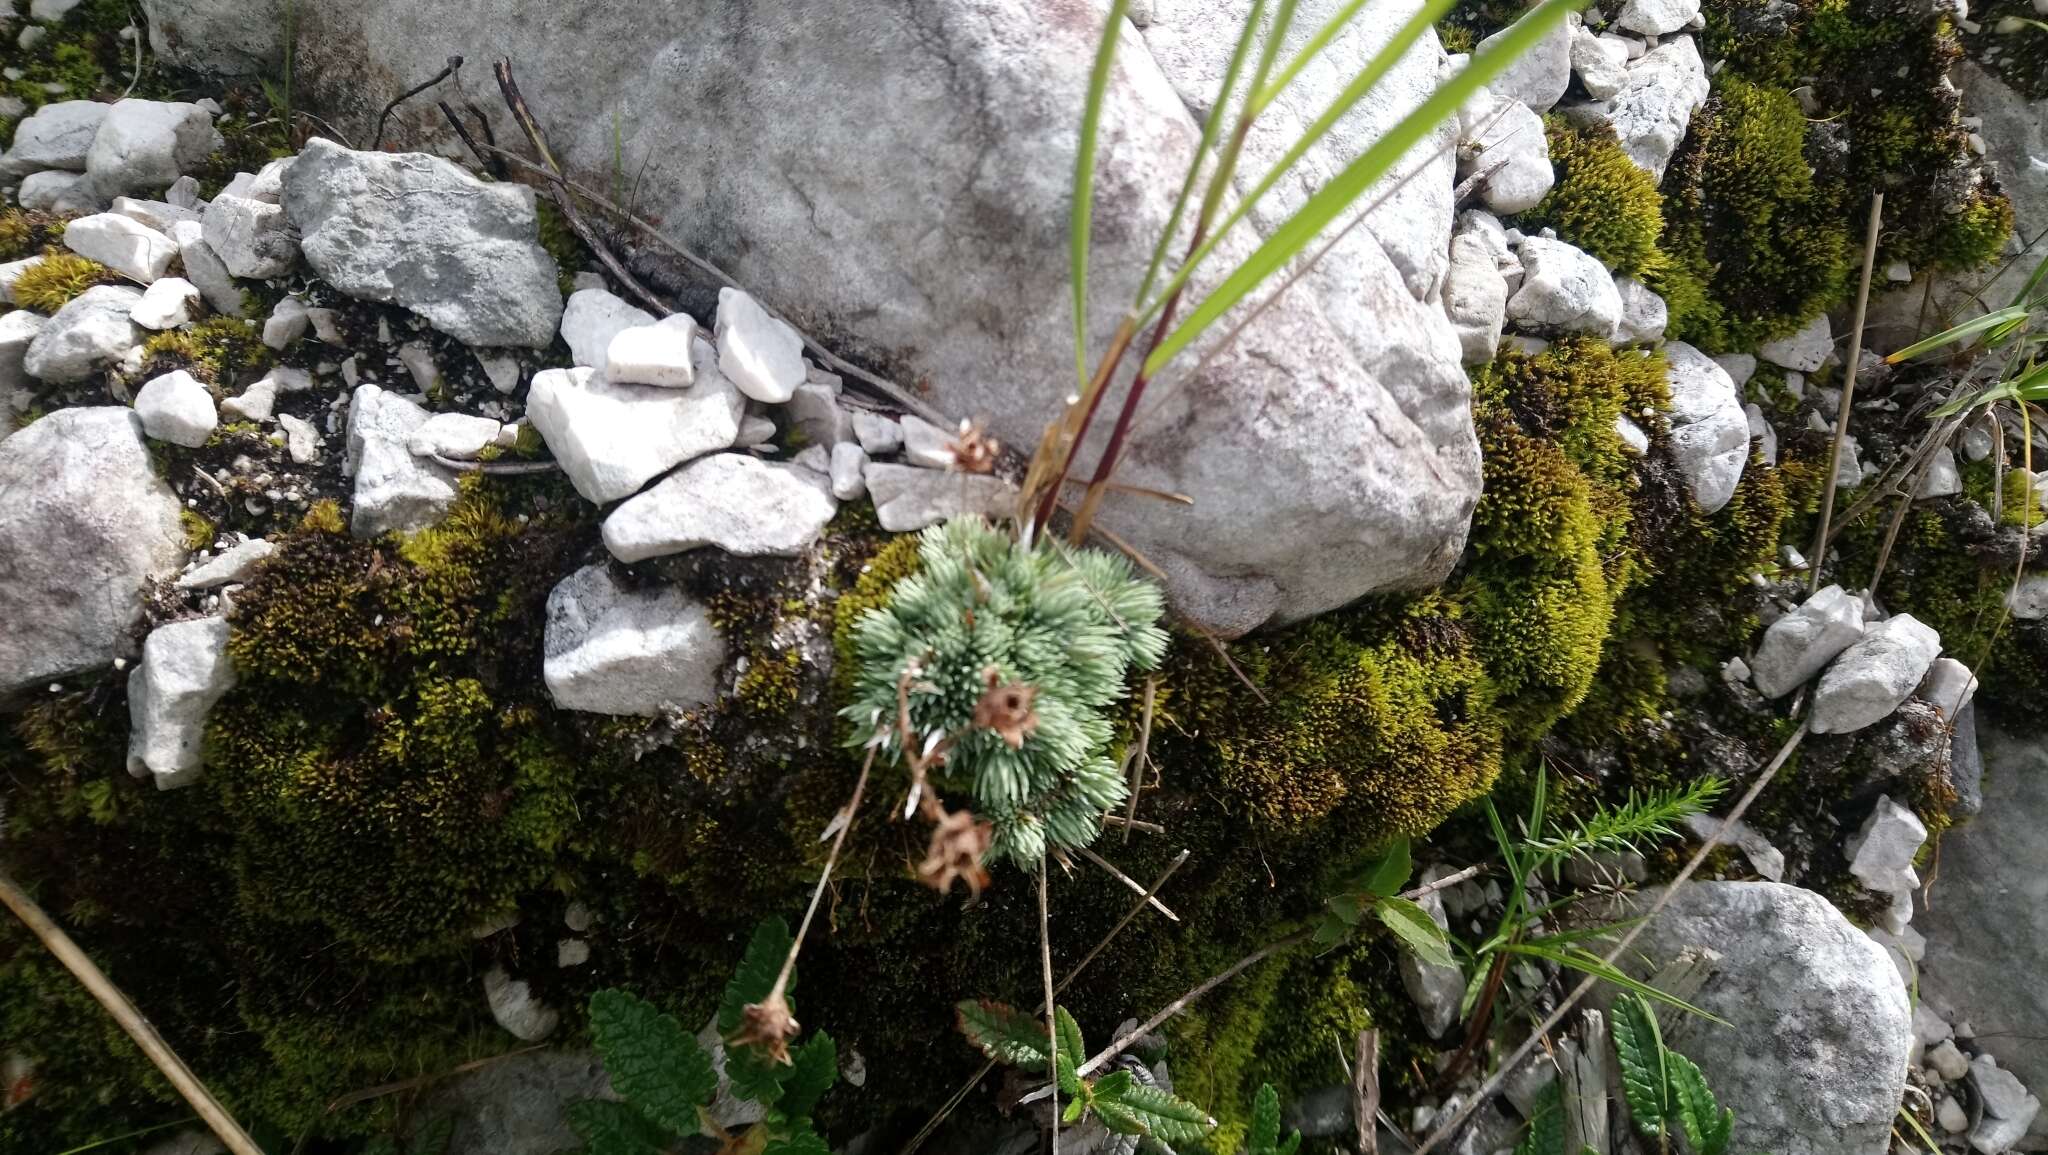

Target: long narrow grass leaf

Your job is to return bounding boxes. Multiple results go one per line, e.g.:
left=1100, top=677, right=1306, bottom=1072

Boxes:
left=1143, top=0, right=1581, bottom=374
left=1073, top=0, right=1134, bottom=392
left=1184, top=0, right=1301, bottom=260
left=2014, top=249, right=2048, bottom=310
left=1884, top=305, right=2029, bottom=363
left=1506, top=943, right=1728, bottom=1026
left=1137, top=0, right=1466, bottom=328
left=1255, top=0, right=1377, bottom=112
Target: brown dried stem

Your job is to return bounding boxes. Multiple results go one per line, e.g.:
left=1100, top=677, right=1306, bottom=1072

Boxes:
left=1808, top=192, right=1885, bottom=593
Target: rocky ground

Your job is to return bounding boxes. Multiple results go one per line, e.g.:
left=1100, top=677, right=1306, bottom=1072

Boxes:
left=2, top=0, right=2047, bottom=1153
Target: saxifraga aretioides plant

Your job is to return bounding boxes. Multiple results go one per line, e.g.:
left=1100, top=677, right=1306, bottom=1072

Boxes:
left=840, top=517, right=1169, bottom=866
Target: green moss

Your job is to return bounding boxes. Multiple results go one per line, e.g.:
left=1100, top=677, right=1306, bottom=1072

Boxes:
left=0, top=0, right=142, bottom=114
left=142, top=316, right=272, bottom=386
left=535, top=199, right=589, bottom=298
left=180, top=510, right=217, bottom=552
left=10, top=251, right=117, bottom=314
left=1438, top=22, right=1477, bottom=53
left=1517, top=119, right=1669, bottom=280
left=0, top=210, right=67, bottom=261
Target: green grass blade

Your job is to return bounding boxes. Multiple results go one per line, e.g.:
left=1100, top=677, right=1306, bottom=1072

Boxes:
left=1180, top=0, right=1302, bottom=272
left=1073, top=0, right=1135, bottom=392
left=1883, top=305, right=2030, bottom=363
left=1142, top=0, right=1581, bottom=374
left=2013, top=249, right=2048, bottom=310
left=1136, top=0, right=1269, bottom=308
left=1255, top=0, right=1377, bottom=112
left=1136, top=0, right=1465, bottom=328
left=1505, top=943, right=1729, bottom=1026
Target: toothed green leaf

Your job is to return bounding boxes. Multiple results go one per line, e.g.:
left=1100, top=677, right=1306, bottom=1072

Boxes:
left=1513, top=1082, right=1565, bottom=1155
left=1090, top=1074, right=1214, bottom=1144
left=718, top=918, right=794, bottom=1035
left=566, top=1100, right=673, bottom=1155
left=1361, top=838, right=1414, bottom=897
left=955, top=999, right=1052, bottom=1071
left=1611, top=993, right=1670, bottom=1139
left=1668, top=1051, right=1732, bottom=1155
left=779, top=1030, right=837, bottom=1119
left=587, top=989, right=717, bottom=1136
left=1055, top=1006, right=1086, bottom=1097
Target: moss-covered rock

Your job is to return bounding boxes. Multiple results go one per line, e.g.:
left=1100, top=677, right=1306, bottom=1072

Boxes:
left=1517, top=119, right=1669, bottom=281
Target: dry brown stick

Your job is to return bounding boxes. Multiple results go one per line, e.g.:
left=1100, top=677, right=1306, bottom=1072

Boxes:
left=491, top=60, right=673, bottom=318
left=1121, top=677, right=1157, bottom=843
left=1412, top=720, right=1813, bottom=1155
left=760, top=746, right=877, bottom=1021
left=1354, top=1029, right=1381, bottom=1155
left=1101, top=813, right=1165, bottom=834
left=1076, top=845, right=1179, bottom=922
left=1072, top=929, right=1314, bottom=1079
left=1039, top=866, right=1061, bottom=1155
left=1808, top=191, right=1885, bottom=593
left=901, top=849, right=1191, bottom=1155
left=468, top=140, right=944, bottom=426
left=0, top=870, right=266, bottom=1155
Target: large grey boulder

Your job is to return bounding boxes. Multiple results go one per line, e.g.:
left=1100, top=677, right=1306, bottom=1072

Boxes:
left=182, top=0, right=1482, bottom=636
left=1602, top=882, right=1911, bottom=1155
left=283, top=137, right=563, bottom=348
left=0, top=409, right=188, bottom=698
left=1917, top=716, right=2048, bottom=1104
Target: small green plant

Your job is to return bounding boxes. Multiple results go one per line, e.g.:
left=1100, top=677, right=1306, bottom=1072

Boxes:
left=10, top=252, right=115, bottom=314
left=1242, top=1083, right=1303, bottom=1155
left=571, top=919, right=835, bottom=1155
left=1899, top=250, right=2048, bottom=422
left=1309, top=836, right=1455, bottom=968
left=839, top=517, right=1168, bottom=866
left=1611, top=992, right=1734, bottom=1155
left=957, top=1000, right=1215, bottom=1148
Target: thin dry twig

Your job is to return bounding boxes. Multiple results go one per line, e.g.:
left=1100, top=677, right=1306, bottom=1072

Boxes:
left=1808, top=192, right=1885, bottom=592
left=1354, top=1029, right=1381, bottom=1155
left=1039, top=866, right=1061, bottom=1155
left=756, top=747, right=876, bottom=1045
left=1076, top=845, right=1179, bottom=922
left=1121, top=677, right=1157, bottom=843
left=1101, top=813, right=1165, bottom=834
left=373, top=55, right=464, bottom=152
left=0, top=870, right=266, bottom=1155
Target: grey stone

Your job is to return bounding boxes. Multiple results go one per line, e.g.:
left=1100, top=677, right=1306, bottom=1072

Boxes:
left=1444, top=222, right=1508, bottom=363
left=201, top=193, right=295, bottom=279
left=244, top=0, right=1479, bottom=635
left=1460, top=91, right=1553, bottom=215
left=1919, top=655, right=1977, bottom=717
left=133, top=368, right=217, bottom=447
left=261, top=296, right=308, bottom=350
left=124, top=615, right=235, bottom=789
left=850, top=409, right=902, bottom=455
left=1598, top=882, right=1910, bottom=1155
left=1400, top=866, right=1466, bottom=1039
left=22, top=284, right=143, bottom=385
left=1845, top=795, right=1927, bottom=898
left=1507, top=236, right=1623, bottom=336
left=0, top=99, right=106, bottom=176
left=1617, top=0, right=1702, bottom=36
left=559, top=288, right=654, bottom=376
left=786, top=382, right=852, bottom=447
left=1759, top=314, right=1834, bottom=373
left=1751, top=583, right=1866, bottom=698
left=284, top=137, right=563, bottom=347
left=131, top=276, right=202, bottom=330
left=1971, top=1054, right=2040, bottom=1154
left=0, top=408, right=186, bottom=697
left=2005, top=573, right=2048, bottom=620
left=543, top=564, right=725, bottom=717
left=829, top=440, right=867, bottom=500
left=482, top=967, right=557, bottom=1042
left=899, top=413, right=957, bottom=469
left=603, top=453, right=837, bottom=562
left=525, top=353, right=743, bottom=505
left=175, top=228, right=246, bottom=316
left=1682, top=812, right=1785, bottom=881
left=864, top=462, right=1017, bottom=532
left=715, top=287, right=805, bottom=403
left=1714, top=352, right=1757, bottom=388
left=219, top=374, right=276, bottom=422
left=407, top=412, right=503, bottom=461
left=1948, top=701, right=1984, bottom=819
left=1810, top=613, right=1941, bottom=734
left=1745, top=402, right=1777, bottom=467
left=344, top=383, right=459, bottom=536
left=64, top=213, right=179, bottom=283
left=425, top=1049, right=614, bottom=1155
left=84, top=99, right=217, bottom=198
left=17, top=168, right=87, bottom=211
left=1563, top=34, right=1709, bottom=180
left=115, top=195, right=204, bottom=235
left=1, top=310, right=47, bottom=403
left=1662, top=341, right=1749, bottom=514
left=1570, top=23, right=1631, bottom=99
left=1930, top=1039, right=1972, bottom=1082
left=177, top=537, right=275, bottom=589
left=1917, top=445, right=1962, bottom=498
left=0, top=255, right=45, bottom=305
left=1613, top=276, right=1668, bottom=343
left=1475, top=11, right=1574, bottom=112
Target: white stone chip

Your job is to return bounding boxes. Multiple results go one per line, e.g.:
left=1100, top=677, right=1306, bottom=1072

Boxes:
left=865, top=462, right=1017, bottom=532
left=201, top=193, right=295, bottom=280
left=830, top=441, right=868, bottom=500
left=1915, top=446, right=1961, bottom=499
left=262, top=296, right=308, bottom=350
left=525, top=350, right=743, bottom=505
left=1613, top=277, right=1668, bottom=343
left=1506, top=236, right=1623, bottom=337
left=1663, top=342, right=1749, bottom=514
left=279, top=413, right=321, bottom=464
left=605, top=313, right=699, bottom=387
left=1845, top=795, right=1927, bottom=899
left=133, top=369, right=217, bottom=448
left=407, top=412, right=503, bottom=461
left=63, top=213, right=179, bottom=284
left=714, top=287, right=805, bottom=403
left=603, top=454, right=838, bottom=563
left=1752, top=584, right=1866, bottom=698
left=1758, top=314, right=1834, bottom=372
left=899, top=414, right=958, bottom=468
left=124, top=616, right=236, bottom=789
left=130, top=276, right=202, bottom=330
left=1810, top=613, right=1941, bottom=734
left=219, top=375, right=277, bottom=422
left=483, top=967, right=557, bottom=1041
left=559, top=287, right=655, bottom=376
left=1918, top=656, right=1978, bottom=716
left=345, top=383, right=460, bottom=537
left=851, top=409, right=903, bottom=455
left=543, top=564, right=726, bottom=717
left=177, top=538, right=276, bottom=589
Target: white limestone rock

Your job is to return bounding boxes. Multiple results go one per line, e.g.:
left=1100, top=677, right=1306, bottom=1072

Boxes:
left=1444, top=226, right=1509, bottom=363
left=1970, top=1055, right=2041, bottom=1155
left=219, top=374, right=278, bottom=422
left=1845, top=795, right=1927, bottom=898
left=829, top=441, right=868, bottom=500
left=261, top=296, right=308, bottom=350
left=17, top=169, right=88, bottom=211
left=560, top=288, right=655, bottom=376
left=84, top=99, right=218, bottom=199
left=1617, top=0, right=1702, bottom=36
left=175, top=228, right=246, bottom=316
left=63, top=213, right=179, bottom=284
left=344, top=383, right=459, bottom=537
left=0, top=100, right=107, bottom=177
left=131, top=276, right=202, bottom=330
left=524, top=350, right=744, bottom=505
left=851, top=409, right=902, bottom=455
left=1475, top=12, right=1574, bottom=112
left=603, top=454, right=837, bottom=563
left=1564, top=34, right=1709, bottom=180
left=1745, top=403, right=1777, bottom=467
left=786, top=381, right=852, bottom=447
left=605, top=313, right=699, bottom=388
left=0, top=310, right=46, bottom=404
left=278, top=412, right=321, bottom=464
left=1751, top=584, right=1866, bottom=698
left=1714, top=352, right=1758, bottom=388
left=112, top=196, right=202, bottom=234
left=133, top=369, right=217, bottom=448
left=899, top=413, right=957, bottom=469
left=1759, top=314, right=1834, bottom=373
left=22, top=284, right=143, bottom=385
left=1613, top=277, right=1668, bottom=343
left=1459, top=91, right=1553, bottom=215
left=483, top=968, right=557, bottom=1042
left=865, top=462, right=1017, bottom=532
left=478, top=353, right=521, bottom=395
left=177, top=537, right=275, bottom=589
left=1810, top=614, right=1942, bottom=734
left=201, top=193, right=295, bottom=280
left=407, top=412, right=503, bottom=461
left=1916, top=446, right=1962, bottom=499
left=1662, top=342, right=1749, bottom=514
left=124, top=615, right=235, bottom=789
left=1918, top=656, right=1978, bottom=716
left=542, top=564, right=725, bottom=717
left=1570, top=23, right=1631, bottom=99
left=1507, top=237, right=1623, bottom=336
left=0, top=255, right=46, bottom=305
left=714, top=287, right=805, bottom=403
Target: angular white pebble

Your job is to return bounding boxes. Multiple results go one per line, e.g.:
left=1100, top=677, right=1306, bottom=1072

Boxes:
left=133, top=369, right=217, bottom=448
left=605, top=313, right=699, bottom=387
left=714, top=287, right=805, bottom=403
left=130, top=277, right=202, bottom=330
left=63, top=213, right=179, bottom=284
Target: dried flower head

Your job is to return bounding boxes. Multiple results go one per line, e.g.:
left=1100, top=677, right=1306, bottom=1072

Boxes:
left=972, top=669, right=1039, bottom=750
left=948, top=418, right=1001, bottom=474
left=732, top=991, right=800, bottom=1065
left=920, top=806, right=994, bottom=898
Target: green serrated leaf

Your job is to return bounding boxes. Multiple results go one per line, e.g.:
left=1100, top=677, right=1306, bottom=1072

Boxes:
left=565, top=1100, right=672, bottom=1155
left=1312, top=912, right=1352, bottom=948
left=1667, top=1051, right=1732, bottom=1155
left=1610, top=993, right=1669, bottom=1140
left=762, top=1119, right=832, bottom=1155
left=1277, top=1133, right=1302, bottom=1155
left=1055, top=1006, right=1086, bottom=1097
left=1361, top=837, right=1414, bottom=897
left=1513, top=1082, right=1565, bottom=1155
left=719, top=918, right=795, bottom=1036
left=1064, top=1093, right=1089, bottom=1124
left=955, top=999, right=1052, bottom=1070
left=727, top=1040, right=792, bottom=1106
left=1091, top=1077, right=1214, bottom=1145
left=1249, top=1083, right=1282, bottom=1155
left=779, top=1031, right=837, bottom=1119
left=1377, top=896, right=1457, bottom=969
left=587, top=989, right=718, bottom=1135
